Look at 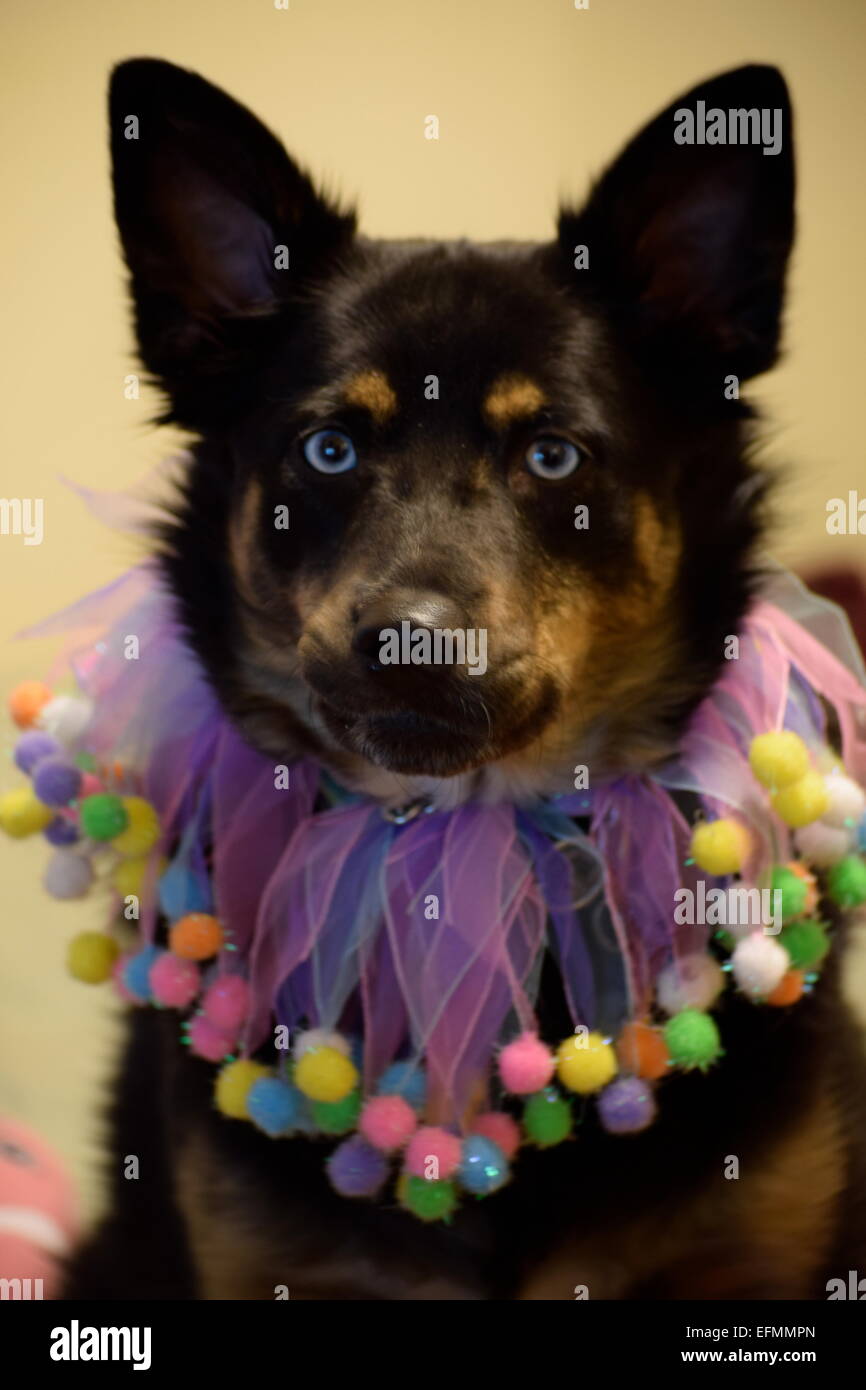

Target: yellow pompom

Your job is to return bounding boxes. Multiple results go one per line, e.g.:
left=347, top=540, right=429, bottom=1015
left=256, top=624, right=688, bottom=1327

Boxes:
left=215, top=1059, right=271, bottom=1119
left=0, top=785, right=54, bottom=838
left=556, top=1031, right=617, bottom=1094
left=111, top=797, right=161, bottom=857
left=294, top=1046, right=359, bottom=1103
left=113, top=854, right=166, bottom=899
left=67, top=931, right=119, bottom=983
left=748, top=731, right=809, bottom=790
left=772, top=771, right=830, bottom=829
left=690, top=818, right=751, bottom=875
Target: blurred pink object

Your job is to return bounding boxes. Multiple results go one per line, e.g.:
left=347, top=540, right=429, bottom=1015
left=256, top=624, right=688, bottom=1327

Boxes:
left=0, top=1116, right=79, bottom=1299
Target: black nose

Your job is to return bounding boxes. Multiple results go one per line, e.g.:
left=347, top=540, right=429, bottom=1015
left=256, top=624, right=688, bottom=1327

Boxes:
left=353, top=590, right=468, bottom=670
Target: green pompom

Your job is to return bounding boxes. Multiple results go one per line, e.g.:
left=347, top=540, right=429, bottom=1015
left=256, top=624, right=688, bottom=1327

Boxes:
left=714, top=929, right=736, bottom=952
left=74, top=751, right=97, bottom=772
left=79, top=792, right=128, bottom=841
left=523, top=1086, right=572, bottom=1147
left=780, top=919, right=830, bottom=970
left=663, top=1009, right=721, bottom=1071
left=827, top=856, right=866, bottom=908
left=402, top=1176, right=458, bottom=1223
left=771, top=865, right=808, bottom=922
left=312, top=1089, right=361, bottom=1135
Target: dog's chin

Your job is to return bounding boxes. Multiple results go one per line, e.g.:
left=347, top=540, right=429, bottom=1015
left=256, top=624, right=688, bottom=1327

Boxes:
left=317, top=702, right=492, bottom=777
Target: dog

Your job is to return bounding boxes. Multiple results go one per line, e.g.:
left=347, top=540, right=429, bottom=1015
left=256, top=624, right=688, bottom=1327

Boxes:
left=63, top=58, right=866, bottom=1300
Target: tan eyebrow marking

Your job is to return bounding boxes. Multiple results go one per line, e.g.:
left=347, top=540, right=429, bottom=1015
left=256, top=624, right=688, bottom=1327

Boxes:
left=483, top=372, right=548, bottom=428
left=342, top=369, right=398, bottom=424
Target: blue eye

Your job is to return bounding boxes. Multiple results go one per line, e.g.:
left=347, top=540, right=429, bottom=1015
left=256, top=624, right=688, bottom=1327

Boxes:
left=303, top=429, right=357, bottom=474
left=525, top=437, right=581, bottom=480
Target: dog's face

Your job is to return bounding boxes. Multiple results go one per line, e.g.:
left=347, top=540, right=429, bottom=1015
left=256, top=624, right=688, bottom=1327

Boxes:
left=110, top=61, right=793, bottom=799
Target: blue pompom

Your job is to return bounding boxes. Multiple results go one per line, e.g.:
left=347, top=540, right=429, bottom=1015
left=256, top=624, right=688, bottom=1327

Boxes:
left=246, top=1077, right=303, bottom=1137
left=376, top=1060, right=427, bottom=1111
left=122, top=945, right=163, bottom=1002
left=458, top=1135, right=509, bottom=1195
left=158, top=861, right=212, bottom=919
left=327, top=1136, right=389, bottom=1197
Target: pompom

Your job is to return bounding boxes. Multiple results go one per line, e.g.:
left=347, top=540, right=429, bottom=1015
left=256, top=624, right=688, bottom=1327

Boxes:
left=293, top=1029, right=351, bottom=1059
left=44, top=814, right=80, bottom=847
left=79, top=792, right=128, bottom=841
left=458, top=1136, right=509, bottom=1195
left=820, top=774, right=866, bottom=831
left=359, top=1095, right=417, bottom=1152
left=158, top=860, right=212, bottom=919
left=400, top=1175, right=458, bottom=1222
left=36, top=694, right=93, bottom=746
left=663, top=1010, right=721, bottom=1070
left=471, top=1111, right=521, bottom=1159
left=376, top=1060, right=427, bottom=1111
left=111, top=953, right=138, bottom=1003
left=766, top=969, right=805, bottom=1007
left=327, top=1136, right=389, bottom=1198
left=827, top=856, right=866, bottom=908
left=0, top=785, right=54, bottom=838
left=215, top=1059, right=270, bottom=1119
left=597, top=1077, right=657, bottom=1135
left=111, top=797, right=161, bottom=857
left=113, top=854, right=164, bottom=899
left=795, top=820, right=852, bottom=867
left=523, top=1087, right=572, bottom=1147
left=8, top=680, right=52, bottom=729
left=749, top=731, right=810, bottom=790
left=14, top=730, right=59, bottom=773
left=311, top=1090, right=361, bottom=1135
left=149, top=953, right=200, bottom=1008
left=67, top=931, right=119, bottom=983
left=783, top=861, right=818, bottom=915
left=690, top=819, right=750, bottom=875
left=655, top=954, right=725, bottom=1015
left=202, top=975, right=250, bottom=1033
left=169, top=912, right=223, bottom=961
left=772, top=771, right=830, bottom=828
left=246, top=1076, right=302, bottom=1137
left=770, top=865, right=809, bottom=923
left=32, top=756, right=82, bottom=808
left=498, top=1032, right=555, bottom=1094
left=556, top=1031, right=617, bottom=1094
left=43, top=848, right=94, bottom=900
left=404, top=1126, right=462, bottom=1180
left=731, top=931, right=789, bottom=1000
left=121, top=945, right=163, bottom=1002
left=187, top=1015, right=235, bottom=1061
left=294, top=1046, right=359, bottom=1103
left=780, top=919, right=830, bottom=969
left=615, top=1021, right=670, bottom=1080
left=78, top=773, right=104, bottom=800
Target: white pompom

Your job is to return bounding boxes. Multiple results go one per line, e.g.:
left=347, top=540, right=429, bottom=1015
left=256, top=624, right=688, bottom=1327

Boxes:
left=293, top=1028, right=350, bottom=1058
left=731, top=932, right=788, bottom=1000
left=37, top=695, right=94, bottom=748
left=656, top=954, right=725, bottom=1015
left=794, top=820, right=853, bottom=867
left=820, top=774, right=866, bottom=830
left=43, top=849, right=94, bottom=900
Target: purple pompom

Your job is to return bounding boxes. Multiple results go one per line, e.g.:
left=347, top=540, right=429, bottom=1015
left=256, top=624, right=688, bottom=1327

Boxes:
left=326, top=1135, right=389, bottom=1198
left=14, top=731, right=59, bottom=774
left=32, top=756, right=82, bottom=808
left=597, top=1077, right=657, bottom=1135
left=44, top=815, right=80, bottom=847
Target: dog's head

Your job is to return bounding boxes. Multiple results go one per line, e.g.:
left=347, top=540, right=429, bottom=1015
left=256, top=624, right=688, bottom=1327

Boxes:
left=110, top=60, right=794, bottom=801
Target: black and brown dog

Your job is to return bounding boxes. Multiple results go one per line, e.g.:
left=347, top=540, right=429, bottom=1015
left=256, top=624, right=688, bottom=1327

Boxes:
left=64, top=59, right=866, bottom=1299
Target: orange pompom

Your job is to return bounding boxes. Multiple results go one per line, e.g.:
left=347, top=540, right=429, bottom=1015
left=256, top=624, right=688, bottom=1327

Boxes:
left=616, top=1021, right=670, bottom=1080
left=766, top=970, right=805, bottom=1007
left=8, top=680, right=53, bottom=729
left=169, top=912, right=223, bottom=961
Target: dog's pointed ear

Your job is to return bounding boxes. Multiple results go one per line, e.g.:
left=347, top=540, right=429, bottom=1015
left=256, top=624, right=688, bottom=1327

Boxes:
left=558, top=65, right=794, bottom=382
left=109, top=59, right=355, bottom=421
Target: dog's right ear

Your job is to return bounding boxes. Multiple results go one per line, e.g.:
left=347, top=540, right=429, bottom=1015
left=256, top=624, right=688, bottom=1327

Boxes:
left=109, top=59, right=355, bottom=426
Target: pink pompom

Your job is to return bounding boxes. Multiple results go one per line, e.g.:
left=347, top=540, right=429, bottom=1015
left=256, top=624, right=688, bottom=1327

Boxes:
left=498, top=1032, right=555, bottom=1094
left=150, top=953, right=201, bottom=1008
left=471, top=1111, right=521, bottom=1160
left=188, top=1014, right=235, bottom=1062
left=78, top=773, right=104, bottom=800
left=111, top=953, right=138, bottom=1004
left=202, top=975, right=250, bottom=1032
left=358, top=1095, right=417, bottom=1152
left=656, top=954, right=725, bottom=1016
left=404, top=1126, right=462, bottom=1179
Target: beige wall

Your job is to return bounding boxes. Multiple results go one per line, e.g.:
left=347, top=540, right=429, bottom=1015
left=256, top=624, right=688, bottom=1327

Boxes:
left=1, top=0, right=864, bottom=1218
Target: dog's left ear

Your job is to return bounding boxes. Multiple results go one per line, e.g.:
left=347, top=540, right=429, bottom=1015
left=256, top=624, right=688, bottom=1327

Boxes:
left=558, top=65, right=794, bottom=383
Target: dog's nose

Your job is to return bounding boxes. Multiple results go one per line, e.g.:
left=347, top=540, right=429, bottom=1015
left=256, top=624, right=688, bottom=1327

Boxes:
left=353, top=590, right=468, bottom=670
